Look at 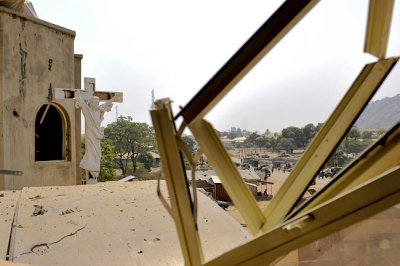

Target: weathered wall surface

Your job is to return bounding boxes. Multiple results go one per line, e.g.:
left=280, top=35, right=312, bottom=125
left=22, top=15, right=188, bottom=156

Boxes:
left=74, top=54, right=82, bottom=185
left=298, top=205, right=400, bottom=264
left=0, top=8, right=79, bottom=190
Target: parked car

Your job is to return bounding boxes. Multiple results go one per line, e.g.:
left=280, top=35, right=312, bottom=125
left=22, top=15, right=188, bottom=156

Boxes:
left=257, top=164, right=267, bottom=170
left=322, top=167, right=343, bottom=177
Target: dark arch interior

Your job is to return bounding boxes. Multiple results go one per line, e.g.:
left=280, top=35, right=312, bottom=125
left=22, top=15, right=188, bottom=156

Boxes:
left=35, top=105, right=63, bottom=161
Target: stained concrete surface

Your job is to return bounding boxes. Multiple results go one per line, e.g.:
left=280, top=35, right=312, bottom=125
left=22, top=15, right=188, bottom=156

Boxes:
left=2, top=181, right=250, bottom=265
left=0, top=7, right=80, bottom=190
left=0, top=191, right=21, bottom=259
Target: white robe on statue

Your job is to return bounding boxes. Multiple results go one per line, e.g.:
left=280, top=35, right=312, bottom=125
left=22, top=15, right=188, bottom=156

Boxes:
left=76, top=96, right=113, bottom=176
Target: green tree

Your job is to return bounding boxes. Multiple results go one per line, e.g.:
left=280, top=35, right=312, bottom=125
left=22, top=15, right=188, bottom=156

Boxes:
left=182, top=134, right=196, bottom=154
left=137, top=152, right=153, bottom=171
left=342, top=138, right=370, bottom=154
left=315, top=123, right=324, bottom=132
left=99, top=139, right=117, bottom=181
left=327, top=149, right=348, bottom=167
left=244, top=132, right=259, bottom=148
left=348, top=127, right=360, bottom=140
left=301, top=123, right=317, bottom=147
left=361, top=131, right=373, bottom=140
left=104, top=116, right=155, bottom=175
left=255, top=136, right=269, bottom=149
left=281, top=126, right=302, bottom=148
left=227, top=131, right=238, bottom=139
left=277, top=137, right=296, bottom=153
left=269, top=137, right=278, bottom=152
left=375, top=128, right=386, bottom=139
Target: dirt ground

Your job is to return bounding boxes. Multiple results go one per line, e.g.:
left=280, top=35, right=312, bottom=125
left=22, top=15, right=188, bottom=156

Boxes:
left=225, top=170, right=331, bottom=265
left=225, top=170, right=290, bottom=226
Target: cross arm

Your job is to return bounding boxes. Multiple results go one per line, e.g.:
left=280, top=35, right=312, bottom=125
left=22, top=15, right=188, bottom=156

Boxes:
left=54, top=88, right=123, bottom=103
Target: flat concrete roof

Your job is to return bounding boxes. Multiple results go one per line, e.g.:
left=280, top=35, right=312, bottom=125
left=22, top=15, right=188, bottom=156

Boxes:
left=0, top=191, right=20, bottom=259
left=2, top=181, right=250, bottom=265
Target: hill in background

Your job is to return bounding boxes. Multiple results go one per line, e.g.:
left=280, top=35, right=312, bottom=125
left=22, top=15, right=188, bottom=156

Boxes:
left=355, top=94, right=400, bottom=130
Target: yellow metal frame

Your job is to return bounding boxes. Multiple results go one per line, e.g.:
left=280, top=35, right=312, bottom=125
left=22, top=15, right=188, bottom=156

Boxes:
left=150, top=99, right=204, bottom=265
left=189, top=120, right=265, bottom=234
left=150, top=0, right=400, bottom=265
left=262, top=57, right=398, bottom=231
left=292, top=122, right=400, bottom=217
left=205, top=165, right=400, bottom=266
left=364, top=0, right=395, bottom=58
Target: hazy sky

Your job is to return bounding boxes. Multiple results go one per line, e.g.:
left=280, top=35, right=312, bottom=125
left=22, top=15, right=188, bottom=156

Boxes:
left=31, top=0, right=400, bottom=133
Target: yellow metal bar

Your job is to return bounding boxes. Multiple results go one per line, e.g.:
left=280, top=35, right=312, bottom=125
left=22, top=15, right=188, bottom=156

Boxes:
left=150, top=99, right=204, bottom=265
left=39, top=104, right=50, bottom=124
left=205, top=166, right=400, bottom=266
left=294, top=123, right=400, bottom=215
left=262, top=57, right=398, bottom=231
left=364, top=0, right=395, bottom=58
left=189, top=119, right=265, bottom=235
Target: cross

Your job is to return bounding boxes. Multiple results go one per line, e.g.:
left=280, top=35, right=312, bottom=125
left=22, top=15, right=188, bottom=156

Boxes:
left=54, top=77, right=123, bottom=183
left=55, top=77, right=123, bottom=103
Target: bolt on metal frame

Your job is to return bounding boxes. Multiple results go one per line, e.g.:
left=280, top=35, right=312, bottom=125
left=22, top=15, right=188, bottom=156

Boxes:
left=150, top=0, right=399, bottom=265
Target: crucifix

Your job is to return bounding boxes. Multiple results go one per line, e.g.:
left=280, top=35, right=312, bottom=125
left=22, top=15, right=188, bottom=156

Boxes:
left=55, top=77, right=123, bottom=183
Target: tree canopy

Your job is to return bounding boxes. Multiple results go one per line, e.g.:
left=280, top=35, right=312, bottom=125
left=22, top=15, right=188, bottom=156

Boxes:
left=80, top=138, right=116, bottom=182
left=241, top=123, right=320, bottom=153
left=182, top=134, right=196, bottom=155
left=99, top=139, right=117, bottom=181
left=104, top=116, right=155, bottom=175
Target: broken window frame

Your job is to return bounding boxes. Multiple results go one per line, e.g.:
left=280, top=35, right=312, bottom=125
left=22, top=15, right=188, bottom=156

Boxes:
left=150, top=0, right=399, bottom=265
left=34, top=103, right=71, bottom=162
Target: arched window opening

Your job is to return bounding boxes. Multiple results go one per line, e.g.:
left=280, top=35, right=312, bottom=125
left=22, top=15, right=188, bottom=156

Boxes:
left=35, top=104, right=69, bottom=161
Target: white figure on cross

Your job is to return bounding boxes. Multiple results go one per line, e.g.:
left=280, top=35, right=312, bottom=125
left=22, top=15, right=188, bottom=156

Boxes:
left=76, top=94, right=112, bottom=179
left=55, top=77, right=123, bottom=181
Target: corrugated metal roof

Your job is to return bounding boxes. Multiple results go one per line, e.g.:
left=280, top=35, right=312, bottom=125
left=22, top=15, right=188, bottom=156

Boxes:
left=209, top=175, right=222, bottom=184
left=148, top=151, right=160, bottom=159
left=239, top=169, right=261, bottom=181
left=186, top=170, right=216, bottom=181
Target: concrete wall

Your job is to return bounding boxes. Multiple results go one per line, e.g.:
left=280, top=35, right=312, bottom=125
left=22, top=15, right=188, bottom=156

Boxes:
left=74, top=54, right=82, bottom=185
left=0, top=7, right=79, bottom=190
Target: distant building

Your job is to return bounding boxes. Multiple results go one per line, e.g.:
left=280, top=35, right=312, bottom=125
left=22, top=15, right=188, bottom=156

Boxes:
left=208, top=176, right=230, bottom=201
left=186, top=170, right=214, bottom=193
left=148, top=151, right=161, bottom=167
left=233, top=136, right=247, bottom=144
left=220, top=137, right=235, bottom=150
left=208, top=175, right=258, bottom=202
